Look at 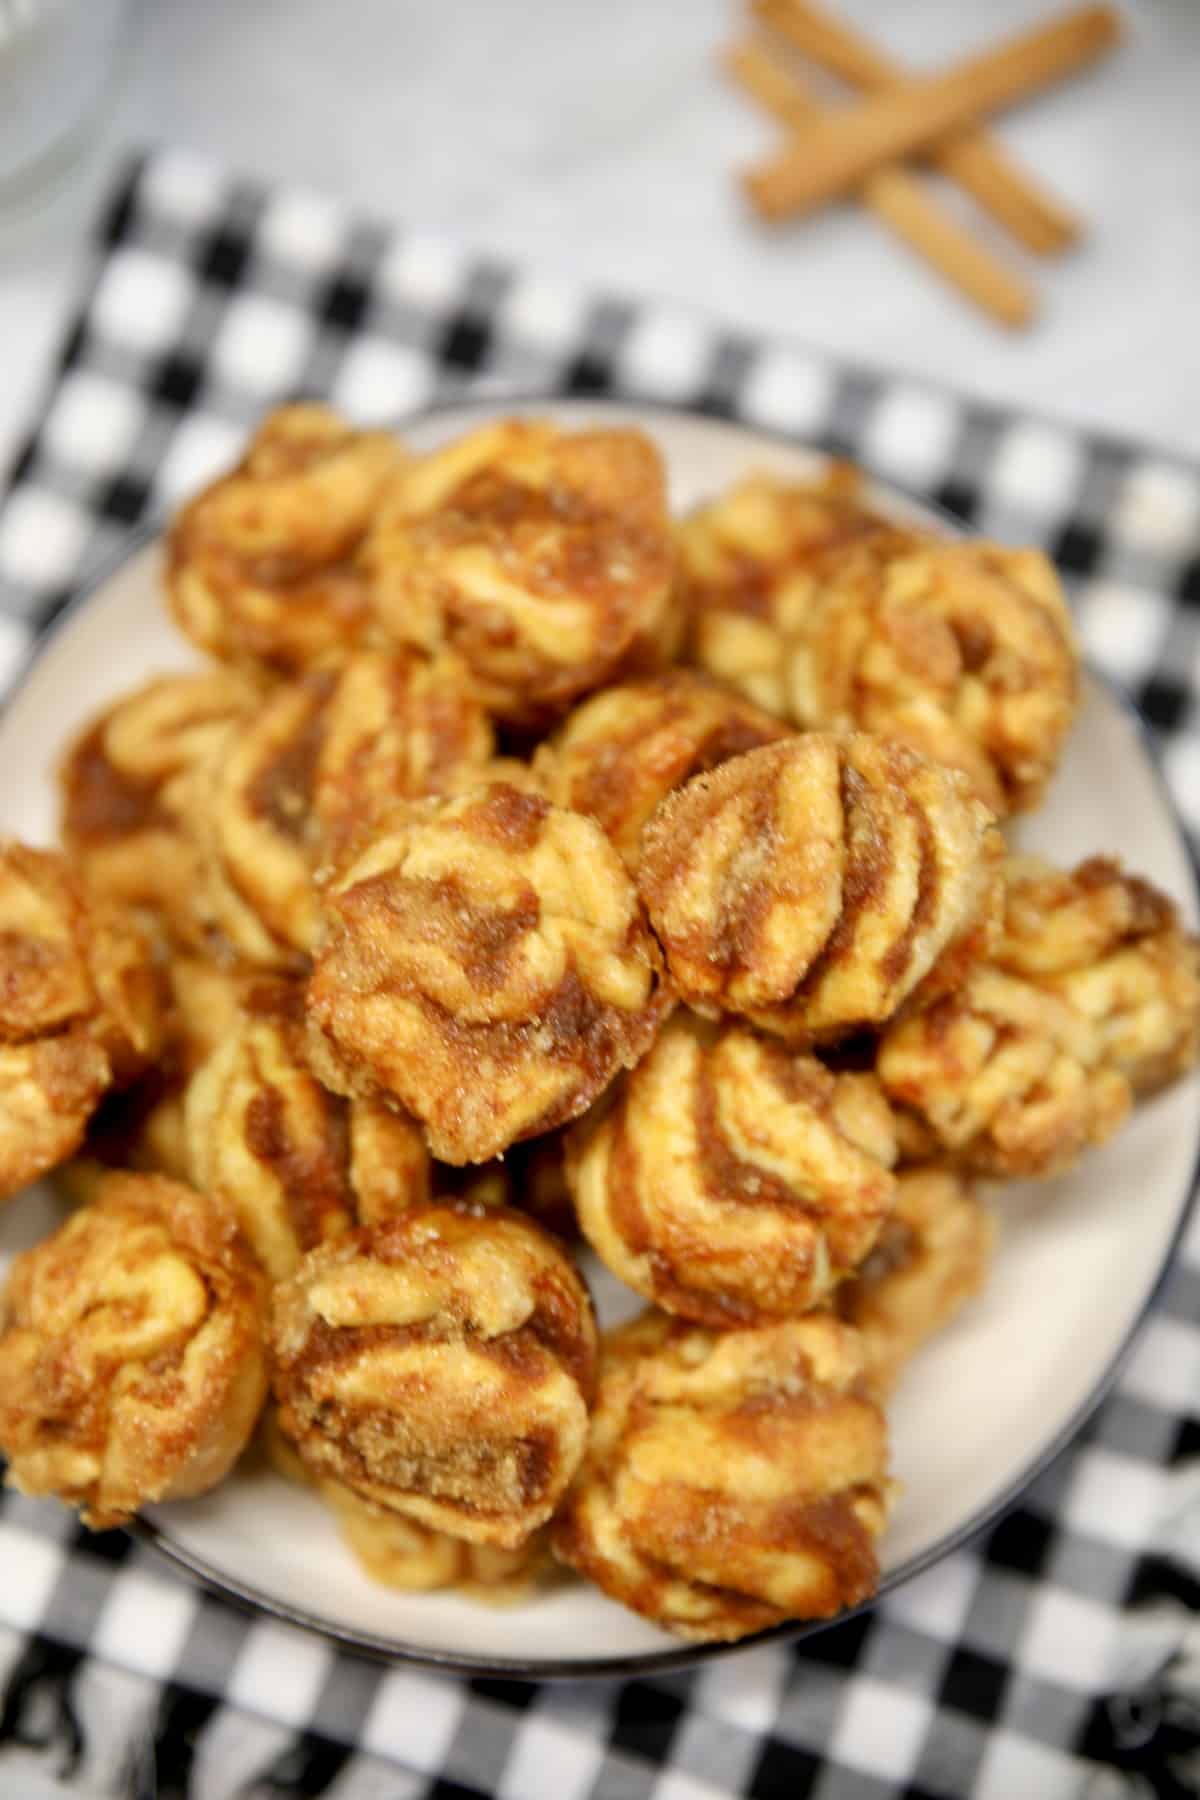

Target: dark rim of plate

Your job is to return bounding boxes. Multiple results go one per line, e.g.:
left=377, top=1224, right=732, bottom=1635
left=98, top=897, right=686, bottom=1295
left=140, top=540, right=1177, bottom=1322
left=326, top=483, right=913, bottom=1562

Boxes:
left=6, top=392, right=1198, bottom=1681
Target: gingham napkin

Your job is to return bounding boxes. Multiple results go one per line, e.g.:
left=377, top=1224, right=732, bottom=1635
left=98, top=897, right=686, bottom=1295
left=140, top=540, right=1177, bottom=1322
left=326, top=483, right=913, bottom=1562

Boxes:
left=0, top=148, right=1197, bottom=1800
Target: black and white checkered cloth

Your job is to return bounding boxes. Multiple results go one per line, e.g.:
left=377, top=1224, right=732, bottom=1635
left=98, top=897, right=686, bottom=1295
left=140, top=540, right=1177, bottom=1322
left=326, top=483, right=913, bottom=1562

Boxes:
left=0, top=148, right=1198, bottom=1800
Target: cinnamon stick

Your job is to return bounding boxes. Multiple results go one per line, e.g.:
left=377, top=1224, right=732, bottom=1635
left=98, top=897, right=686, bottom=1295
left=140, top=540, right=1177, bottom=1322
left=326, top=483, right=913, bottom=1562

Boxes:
left=753, top=0, right=1080, bottom=254
left=725, top=40, right=1035, bottom=327
left=745, top=4, right=1121, bottom=223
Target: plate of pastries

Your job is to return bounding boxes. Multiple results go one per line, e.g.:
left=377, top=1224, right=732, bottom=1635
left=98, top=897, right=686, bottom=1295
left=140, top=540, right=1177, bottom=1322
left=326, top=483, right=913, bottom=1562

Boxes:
left=0, top=398, right=1195, bottom=1674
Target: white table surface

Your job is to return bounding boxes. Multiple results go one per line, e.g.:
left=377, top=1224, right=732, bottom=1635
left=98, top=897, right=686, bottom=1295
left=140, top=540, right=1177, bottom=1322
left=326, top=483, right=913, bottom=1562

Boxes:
left=0, top=0, right=1198, bottom=481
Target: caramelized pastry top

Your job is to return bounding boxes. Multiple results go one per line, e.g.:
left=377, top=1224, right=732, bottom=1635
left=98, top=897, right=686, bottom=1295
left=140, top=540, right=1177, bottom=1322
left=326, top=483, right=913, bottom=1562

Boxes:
left=537, top=670, right=792, bottom=868
left=184, top=979, right=430, bottom=1280
left=569, top=1012, right=897, bottom=1324
left=362, top=419, right=679, bottom=724
left=0, top=1173, right=267, bottom=1526
left=59, top=670, right=263, bottom=946
left=270, top=1203, right=597, bottom=1547
left=167, top=404, right=405, bottom=675
left=0, top=841, right=164, bottom=1199
left=553, top=1309, right=890, bottom=1642
left=637, top=733, right=1002, bottom=1041
left=681, top=469, right=1077, bottom=814
left=306, top=781, right=672, bottom=1162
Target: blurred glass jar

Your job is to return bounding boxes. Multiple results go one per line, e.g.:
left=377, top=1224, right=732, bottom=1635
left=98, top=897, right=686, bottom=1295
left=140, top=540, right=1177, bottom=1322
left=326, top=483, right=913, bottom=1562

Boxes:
left=0, top=0, right=132, bottom=215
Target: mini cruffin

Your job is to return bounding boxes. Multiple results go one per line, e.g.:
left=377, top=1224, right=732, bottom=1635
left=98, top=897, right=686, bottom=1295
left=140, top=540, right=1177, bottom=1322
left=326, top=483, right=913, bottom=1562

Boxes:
left=878, top=854, right=1200, bottom=1176
left=0, top=1173, right=268, bottom=1527
left=270, top=1203, right=597, bottom=1548
left=185, top=978, right=430, bottom=1280
left=263, top=1409, right=548, bottom=1596
left=167, top=404, right=406, bottom=675
left=637, top=733, right=1002, bottom=1042
left=568, top=1012, right=897, bottom=1324
left=306, top=781, right=673, bottom=1163
left=195, top=651, right=496, bottom=972
left=361, top=419, right=679, bottom=724
left=553, top=1310, right=890, bottom=1642
left=195, top=650, right=494, bottom=968
left=68, top=954, right=253, bottom=1194
left=59, top=669, right=263, bottom=947
left=837, top=1165, right=996, bottom=1395
left=877, top=963, right=1131, bottom=1178
left=536, top=670, right=792, bottom=869
left=995, top=855, right=1200, bottom=1092
left=0, top=841, right=164, bottom=1200
left=681, top=467, right=1077, bottom=815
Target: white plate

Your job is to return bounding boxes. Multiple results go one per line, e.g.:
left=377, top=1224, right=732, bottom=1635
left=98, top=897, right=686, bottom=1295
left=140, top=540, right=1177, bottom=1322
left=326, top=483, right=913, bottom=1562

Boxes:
left=1, top=399, right=1197, bottom=1677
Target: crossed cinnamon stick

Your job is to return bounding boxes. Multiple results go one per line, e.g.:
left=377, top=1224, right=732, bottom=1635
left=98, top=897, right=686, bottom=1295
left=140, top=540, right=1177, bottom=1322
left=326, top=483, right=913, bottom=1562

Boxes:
left=728, top=1, right=1122, bottom=328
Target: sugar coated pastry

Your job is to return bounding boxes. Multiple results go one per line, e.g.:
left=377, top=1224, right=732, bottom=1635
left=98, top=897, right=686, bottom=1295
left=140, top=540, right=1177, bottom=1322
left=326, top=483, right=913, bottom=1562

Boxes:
left=681, top=468, right=1077, bottom=814
left=637, top=733, right=1002, bottom=1042
left=877, top=963, right=1131, bottom=1177
left=70, top=954, right=253, bottom=1191
left=270, top=1204, right=597, bottom=1548
left=995, top=856, right=1200, bottom=1092
left=362, top=419, right=679, bottom=723
left=568, top=1013, right=897, bottom=1324
left=0, top=842, right=164, bottom=1200
left=837, top=1166, right=996, bottom=1395
left=536, top=670, right=792, bottom=868
left=59, top=670, right=262, bottom=946
left=553, top=1310, right=890, bottom=1642
left=195, top=650, right=492, bottom=967
left=185, top=980, right=430, bottom=1280
left=262, top=1405, right=547, bottom=1595
left=306, top=781, right=672, bottom=1163
left=0, top=1174, right=267, bottom=1527
left=310, top=647, right=493, bottom=865
left=167, top=404, right=406, bottom=675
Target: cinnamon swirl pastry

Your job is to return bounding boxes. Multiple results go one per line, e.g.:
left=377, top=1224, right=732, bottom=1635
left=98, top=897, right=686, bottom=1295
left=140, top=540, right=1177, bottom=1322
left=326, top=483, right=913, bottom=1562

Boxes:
left=637, top=734, right=1002, bottom=1042
left=553, top=1310, right=890, bottom=1642
left=362, top=419, right=679, bottom=724
left=681, top=468, right=1077, bottom=814
left=306, top=781, right=672, bottom=1163
left=0, top=842, right=164, bottom=1200
left=270, top=1204, right=596, bottom=1548
left=0, top=1173, right=267, bottom=1526
left=167, top=404, right=405, bottom=675
left=568, top=1012, right=897, bottom=1324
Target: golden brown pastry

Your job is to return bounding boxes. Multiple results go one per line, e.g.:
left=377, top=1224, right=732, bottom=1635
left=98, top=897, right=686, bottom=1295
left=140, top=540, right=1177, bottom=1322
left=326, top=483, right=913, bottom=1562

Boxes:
left=306, top=781, right=672, bottom=1163
left=310, top=647, right=493, bottom=865
left=536, top=670, right=792, bottom=868
left=877, top=964, right=1132, bottom=1178
left=362, top=419, right=679, bottom=724
left=637, top=734, right=1002, bottom=1042
left=837, top=1166, right=996, bottom=1394
left=995, top=856, right=1200, bottom=1092
left=877, top=855, right=1200, bottom=1177
left=195, top=651, right=493, bottom=968
left=262, top=1407, right=547, bottom=1595
left=270, top=1204, right=597, bottom=1548
left=167, top=404, right=405, bottom=676
left=553, top=1309, right=890, bottom=1642
left=568, top=1013, right=897, bottom=1324
left=681, top=469, right=1077, bottom=815
left=0, top=843, right=164, bottom=1200
left=185, top=979, right=430, bottom=1279
left=59, top=670, right=262, bottom=947
left=0, top=1173, right=267, bottom=1527
left=322, top=1484, right=549, bottom=1597
left=68, top=954, right=254, bottom=1192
